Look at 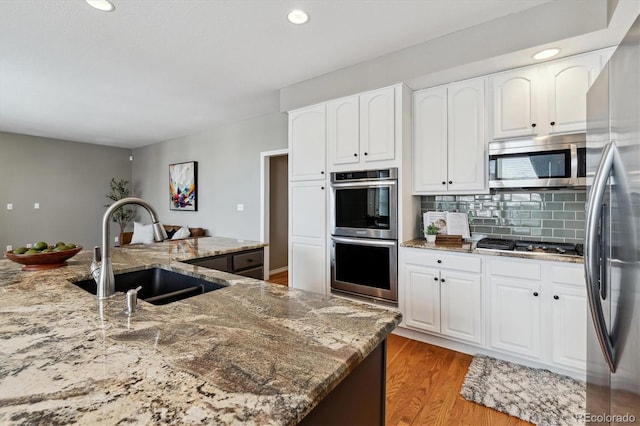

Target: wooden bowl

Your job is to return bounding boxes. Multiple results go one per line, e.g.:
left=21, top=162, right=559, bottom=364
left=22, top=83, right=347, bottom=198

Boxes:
left=4, top=246, right=83, bottom=271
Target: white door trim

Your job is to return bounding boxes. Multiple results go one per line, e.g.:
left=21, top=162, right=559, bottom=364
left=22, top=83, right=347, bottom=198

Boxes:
left=260, top=148, right=288, bottom=280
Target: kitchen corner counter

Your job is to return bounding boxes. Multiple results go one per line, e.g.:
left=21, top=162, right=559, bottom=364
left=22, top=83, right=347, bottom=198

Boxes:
left=0, top=237, right=401, bottom=425
left=401, top=238, right=584, bottom=264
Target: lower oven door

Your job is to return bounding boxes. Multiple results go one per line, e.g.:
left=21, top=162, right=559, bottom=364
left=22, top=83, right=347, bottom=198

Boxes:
left=330, top=236, right=397, bottom=304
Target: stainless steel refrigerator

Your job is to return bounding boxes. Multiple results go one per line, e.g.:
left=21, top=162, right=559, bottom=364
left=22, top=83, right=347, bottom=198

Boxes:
left=585, top=15, right=640, bottom=426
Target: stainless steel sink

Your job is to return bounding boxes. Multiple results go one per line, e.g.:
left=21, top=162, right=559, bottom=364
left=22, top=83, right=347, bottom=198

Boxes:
left=72, top=268, right=225, bottom=305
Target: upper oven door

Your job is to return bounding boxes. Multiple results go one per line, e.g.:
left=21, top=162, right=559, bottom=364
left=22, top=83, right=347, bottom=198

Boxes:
left=330, top=179, right=397, bottom=239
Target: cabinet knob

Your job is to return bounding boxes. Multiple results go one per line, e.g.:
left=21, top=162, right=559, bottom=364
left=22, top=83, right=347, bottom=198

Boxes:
left=364, top=152, right=368, bottom=156
left=440, top=278, right=445, bottom=283
left=433, top=277, right=439, bottom=281
left=321, top=186, right=325, bottom=190
left=437, top=259, right=442, bottom=264
left=531, top=123, right=537, bottom=128
left=442, top=181, right=446, bottom=185
left=553, top=295, right=559, bottom=300
left=353, top=153, right=358, bottom=157
left=448, top=180, right=453, bottom=185
left=550, top=121, right=556, bottom=126
left=533, top=291, right=539, bottom=297
left=321, top=171, right=324, bottom=174
left=247, top=258, right=253, bottom=263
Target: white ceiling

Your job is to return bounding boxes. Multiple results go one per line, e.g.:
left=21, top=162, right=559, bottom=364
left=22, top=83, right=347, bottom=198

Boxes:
left=1, top=0, right=563, bottom=149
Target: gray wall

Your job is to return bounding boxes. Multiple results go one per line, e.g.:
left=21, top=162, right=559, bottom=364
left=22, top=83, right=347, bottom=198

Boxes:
left=0, top=132, right=132, bottom=252
left=269, top=155, right=288, bottom=271
left=132, top=112, right=288, bottom=241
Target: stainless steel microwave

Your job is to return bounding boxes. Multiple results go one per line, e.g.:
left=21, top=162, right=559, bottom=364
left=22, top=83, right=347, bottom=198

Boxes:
left=489, top=133, right=586, bottom=189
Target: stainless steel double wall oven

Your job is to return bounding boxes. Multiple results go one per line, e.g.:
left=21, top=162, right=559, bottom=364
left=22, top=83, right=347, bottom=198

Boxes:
left=330, top=168, right=398, bottom=304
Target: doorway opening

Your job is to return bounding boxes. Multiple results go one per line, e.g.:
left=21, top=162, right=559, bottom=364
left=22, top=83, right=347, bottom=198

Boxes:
left=260, top=149, right=288, bottom=284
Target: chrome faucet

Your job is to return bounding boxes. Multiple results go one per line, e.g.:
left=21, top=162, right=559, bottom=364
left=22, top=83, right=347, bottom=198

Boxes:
left=92, top=197, right=167, bottom=299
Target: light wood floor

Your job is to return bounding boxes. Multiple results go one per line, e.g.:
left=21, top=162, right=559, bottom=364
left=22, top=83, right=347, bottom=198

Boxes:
left=267, top=271, right=530, bottom=425
left=386, top=333, right=531, bottom=426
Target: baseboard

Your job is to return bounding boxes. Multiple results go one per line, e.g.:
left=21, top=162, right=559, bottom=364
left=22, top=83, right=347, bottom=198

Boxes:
left=269, top=266, right=288, bottom=275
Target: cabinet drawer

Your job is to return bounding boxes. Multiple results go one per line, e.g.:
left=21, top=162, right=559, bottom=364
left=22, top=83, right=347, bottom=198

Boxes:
left=237, top=266, right=264, bottom=280
left=404, top=249, right=481, bottom=273
left=551, top=265, right=585, bottom=286
left=232, top=249, right=264, bottom=271
left=490, top=259, right=541, bottom=280
left=191, top=256, right=229, bottom=272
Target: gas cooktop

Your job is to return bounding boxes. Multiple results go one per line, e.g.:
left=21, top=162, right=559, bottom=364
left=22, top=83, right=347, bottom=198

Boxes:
left=476, top=238, right=583, bottom=256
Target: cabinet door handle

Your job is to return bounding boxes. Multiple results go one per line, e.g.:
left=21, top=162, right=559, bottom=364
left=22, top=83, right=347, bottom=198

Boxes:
left=353, top=153, right=357, bottom=157
left=321, top=186, right=325, bottom=190
left=321, top=171, right=324, bottom=174
left=533, top=291, right=539, bottom=297
left=553, top=295, right=559, bottom=300
left=531, top=123, right=537, bottom=128
left=364, top=152, right=368, bottom=156
left=442, top=181, right=446, bottom=185
left=550, top=121, right=556, bottom=126
left=448, top=180, right=453, bottom=185
left=437, top=259, right=442, bottom=264
left=433, top=277, right=439, bottom=281
left=440, top=278, right=445, bottom=283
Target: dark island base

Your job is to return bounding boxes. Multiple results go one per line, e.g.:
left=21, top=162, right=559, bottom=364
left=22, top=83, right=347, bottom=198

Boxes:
left=301, top=339, right=386, bottom=426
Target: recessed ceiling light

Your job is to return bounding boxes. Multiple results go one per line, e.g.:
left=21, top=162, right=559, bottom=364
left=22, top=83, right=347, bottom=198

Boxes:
left=86, top=0, right=115, bottom=12
left=532, top=48, right=560, bottom=60
left=287, top=9, right=309, bottom=25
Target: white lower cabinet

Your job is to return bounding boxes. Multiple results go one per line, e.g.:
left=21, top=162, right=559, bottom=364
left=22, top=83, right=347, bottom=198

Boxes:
left=402, top=248, right=482, bottom=345
left=487, top=256, right=587, bottom=372
left=400, top=249, right=587, bottom=377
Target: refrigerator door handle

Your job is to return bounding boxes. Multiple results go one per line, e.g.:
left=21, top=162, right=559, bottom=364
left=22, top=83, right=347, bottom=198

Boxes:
left=584, top=140, right=617, bottom=373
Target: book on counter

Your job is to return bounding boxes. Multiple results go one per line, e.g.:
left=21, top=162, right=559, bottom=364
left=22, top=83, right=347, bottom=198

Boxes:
left=423, top=211, right=470, bottom=239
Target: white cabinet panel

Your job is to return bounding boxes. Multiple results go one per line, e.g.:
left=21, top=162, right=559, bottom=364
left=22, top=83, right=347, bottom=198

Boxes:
left=360, top=87, right=395, bottom=163
left=290, top=242, right=326, bottom=295
left=289, top=104, right=326, bottom=181
left=290, top=181, right=326, bottom=241
left=412, top=87, right=448, bottom=193
left=491, top=67, right=540, bottom=139
left=440, top=271, right=482, bottom=344
left=327, top=95, right=360, bottom=166
left=404, top=264, right=440, bottom=333
left=489, top=277, right=541, bottom=359
left=550, top=284, right=587, bottom=369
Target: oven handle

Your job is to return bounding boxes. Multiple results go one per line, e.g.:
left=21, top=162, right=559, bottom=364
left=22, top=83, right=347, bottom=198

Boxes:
left=331, top=236, right=398, bottom=247
left=330, top=180, right=397, bottom=189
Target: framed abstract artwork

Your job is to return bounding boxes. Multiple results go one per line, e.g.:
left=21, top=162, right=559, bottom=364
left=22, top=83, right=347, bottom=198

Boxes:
left=169, top=161, right=197, bottom=211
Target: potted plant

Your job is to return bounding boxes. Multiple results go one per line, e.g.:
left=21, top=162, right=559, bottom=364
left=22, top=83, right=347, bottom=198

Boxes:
left=105, top=178, right=136, bottom=245
left=424, top=223, right=438, bottom=243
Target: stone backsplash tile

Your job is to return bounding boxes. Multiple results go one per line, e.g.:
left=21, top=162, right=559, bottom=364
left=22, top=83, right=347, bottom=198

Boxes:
left=420, top=190, right=586, bottom=244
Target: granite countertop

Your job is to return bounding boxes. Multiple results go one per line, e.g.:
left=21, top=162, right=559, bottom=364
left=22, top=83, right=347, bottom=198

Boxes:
left=401, top=238, right=584, bottom=264
left=0, top=236, right=402, bottom=425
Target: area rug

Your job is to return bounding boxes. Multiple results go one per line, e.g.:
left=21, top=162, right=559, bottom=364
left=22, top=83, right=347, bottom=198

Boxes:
left=460, top=354, right=586, bottom=426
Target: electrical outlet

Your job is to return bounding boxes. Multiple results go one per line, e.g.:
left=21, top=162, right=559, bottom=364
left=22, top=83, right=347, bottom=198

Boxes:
left=114, top=236, right=119, bottom=244
left=237, top=203, right=244, bottom=212
left=34, top=202, right=40, bottom=210
left=6, top=203, right=13, bottom=210
left=26, top=243, right=33, bottom=248
left=6, top=245, right=12, bottom=251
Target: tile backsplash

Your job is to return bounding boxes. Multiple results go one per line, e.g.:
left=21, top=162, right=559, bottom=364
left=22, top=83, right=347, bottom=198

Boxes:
left=420, top=190, right=586, bottom=244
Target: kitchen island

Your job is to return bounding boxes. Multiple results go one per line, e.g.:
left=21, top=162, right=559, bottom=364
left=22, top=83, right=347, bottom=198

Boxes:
left=0, top=237, right=402, bottom=425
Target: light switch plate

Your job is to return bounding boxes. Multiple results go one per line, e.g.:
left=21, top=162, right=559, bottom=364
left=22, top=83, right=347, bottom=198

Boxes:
left=6, top=245, right=12, bottom=251
left=237, top=203, right=244, bottom=212
left=34, top=202, right=40, bottom=209
left=6, top=203, right=12, bottom=210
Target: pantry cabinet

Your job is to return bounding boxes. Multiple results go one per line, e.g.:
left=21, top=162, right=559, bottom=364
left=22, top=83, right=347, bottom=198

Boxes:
left=489, top=49, right=610, bottom=140
left=288, top=180, right=327, bottom=295
left=327, top=86, right=397, bottom=170
left=413, top=77, right=486, bottom=194
left=402, top=248, right=483, bottom=345
left=288, top=104, right=327, bottom=181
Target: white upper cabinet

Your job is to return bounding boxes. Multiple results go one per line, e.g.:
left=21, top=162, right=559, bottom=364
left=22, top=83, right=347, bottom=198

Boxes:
left=289, top=104, right=326, bottom=181
left=413, top=77, right=486, bottom=195
left=360, top=87, right=396, bottom=163
left=327, top=95, right=359, bottom=166
left=546, top=54, right=603, bottom=134
left=328, top=86, right=398, bottom=170
left=489, top=50, right=609, bottom=140
left=490, top=67, right=541, bottom=139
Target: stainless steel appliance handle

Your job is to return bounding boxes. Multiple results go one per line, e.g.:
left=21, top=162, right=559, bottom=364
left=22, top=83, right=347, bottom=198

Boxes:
left=330, top=180, right=397, bottom=189
left=584, top=140, right=617, bottom=373
left=331, top=236, right=398, bottom=247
